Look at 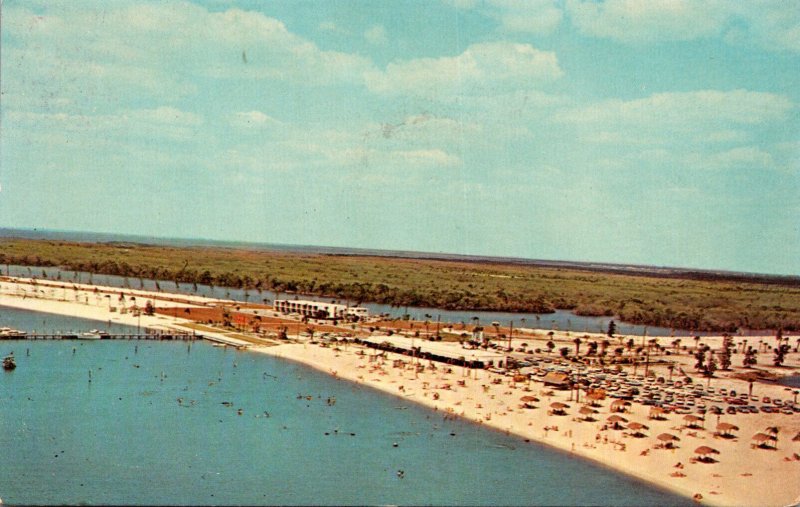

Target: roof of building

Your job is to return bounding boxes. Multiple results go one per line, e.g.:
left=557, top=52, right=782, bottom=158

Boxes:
left=542, top=372, right=570, bottom=385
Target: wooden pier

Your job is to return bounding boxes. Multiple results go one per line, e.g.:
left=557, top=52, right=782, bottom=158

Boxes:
left=1, top=331, right=199, bottom=341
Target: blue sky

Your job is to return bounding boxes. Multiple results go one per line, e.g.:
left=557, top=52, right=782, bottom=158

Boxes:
left=1, top=0, right=798, bottom=275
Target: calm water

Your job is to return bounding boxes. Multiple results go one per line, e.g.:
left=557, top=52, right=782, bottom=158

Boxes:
left=6, top=264, right=711, bottom=337
left=0, top=308, right=691, bottom=506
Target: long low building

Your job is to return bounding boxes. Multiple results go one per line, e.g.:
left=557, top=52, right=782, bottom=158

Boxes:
left=359, top=334, right=505, bottom=368
left=274, top=299, right=368, bottom=321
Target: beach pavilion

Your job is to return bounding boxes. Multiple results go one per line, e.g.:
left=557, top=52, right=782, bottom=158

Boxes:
left=751, top=432, right=775, bottom=449
left=541, top=372, right=571, bottom=390
left=716, top=422, right=739, bottom=439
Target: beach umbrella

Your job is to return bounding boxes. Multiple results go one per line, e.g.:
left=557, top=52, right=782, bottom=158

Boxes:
left=792, top=432, right=800, bottom=442
left=657, top=433, right=680, bottom=442
left=694, top=446, right=719, bottom=461
left=683, top=414, right=704, bottom=427
left=520, top=395, right=539, bottom=403
left=716, top=422, right=739, bottom=432
left=628, top=422, right=648, bottom=431
left=752, top=432, right=775, bottom=449
left=579, top=406, right=598, bottom=415
left=550, top=402, right=569, bottom=410
left=694, top=446, right=718, bottom=455
left=610, top=399, right=631, bottom=412
left=607, top=415, right=628, bottom=424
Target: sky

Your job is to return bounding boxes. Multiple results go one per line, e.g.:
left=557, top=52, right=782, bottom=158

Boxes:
left=1, top=0, right=798, bottom=275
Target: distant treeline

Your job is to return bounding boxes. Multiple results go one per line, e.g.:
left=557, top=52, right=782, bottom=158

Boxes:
left=2, top=238, right=798, bottom=333
left=1, top=252, right=555, bottom=314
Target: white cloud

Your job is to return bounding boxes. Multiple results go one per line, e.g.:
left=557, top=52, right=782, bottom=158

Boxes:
left=565, top=0, right=800, bottom=53
left=364, top=25, right=388, bottom=45
left=447, top=0, right=563, bottom=35
left=331, top=147, right=462, bottom=170
left=395, top=149, right=462, bottom=167
left=725, top=2, right=800, bottom=53
left=6, top=107, right=205, bottom=144
left=686, top=147, right=776, bottom=170
left=318, top=21, right=339, bottom=32
left=230, top=111, right=282, bottom=128
left=567, top=0, right=727, bottom=43
left=365, top=42, right=562, bottom=97
left=129, top=107, right=203, bottom=127
left=1, top=3, right=374, bottom=115
left=372, top=114, right=482, bottom=144
left=695, top=130, right=748, bottom=144
left=557, top=90, right=793, bottom=129
left=491, top=0, right=563, bottom=35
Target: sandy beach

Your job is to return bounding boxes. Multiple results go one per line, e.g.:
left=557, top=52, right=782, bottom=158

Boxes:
left=2, top=277, right=799, bottom=506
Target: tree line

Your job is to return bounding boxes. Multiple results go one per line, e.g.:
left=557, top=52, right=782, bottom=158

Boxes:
left=1, top=244, right=798, bottom=333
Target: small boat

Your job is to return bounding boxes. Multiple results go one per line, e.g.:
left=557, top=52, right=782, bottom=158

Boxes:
left=3, top=354, right=16, bottom=371
left=77, top=330, right=102, bottom=340
left=0, top=327, right=26, bottom=338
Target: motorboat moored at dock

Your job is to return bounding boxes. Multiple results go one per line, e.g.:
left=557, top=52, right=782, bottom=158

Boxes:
left=0, top=327, right=27, bottom=338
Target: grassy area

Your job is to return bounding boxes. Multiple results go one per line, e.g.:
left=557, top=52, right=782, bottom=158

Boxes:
left=178, top=322, right=279, bottom=346
left=1, top=237, right=799, bottom=332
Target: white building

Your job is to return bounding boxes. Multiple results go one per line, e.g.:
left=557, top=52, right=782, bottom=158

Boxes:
left=274, top=299, right=368, bottom=321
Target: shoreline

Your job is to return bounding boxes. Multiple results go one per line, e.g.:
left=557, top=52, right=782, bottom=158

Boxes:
left=254, top=343, right=731, bottom=506
left=257, top=343, right=697, bottom=503
left=2, top=277, right=799, bottom=506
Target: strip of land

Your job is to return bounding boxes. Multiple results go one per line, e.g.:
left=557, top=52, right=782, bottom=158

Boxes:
left=2, top=236, right=799, bottom=331
left=1, top=277, right=799, bottom=506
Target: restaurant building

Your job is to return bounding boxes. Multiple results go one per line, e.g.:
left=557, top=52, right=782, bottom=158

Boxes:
left=274, top=299, right=368, bottom=321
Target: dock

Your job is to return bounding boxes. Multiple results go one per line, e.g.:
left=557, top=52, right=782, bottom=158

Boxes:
left=1, top=331, right=199, bottom=341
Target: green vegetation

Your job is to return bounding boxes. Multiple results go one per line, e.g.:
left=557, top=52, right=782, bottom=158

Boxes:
left=2, top=237, right=799, bottom=332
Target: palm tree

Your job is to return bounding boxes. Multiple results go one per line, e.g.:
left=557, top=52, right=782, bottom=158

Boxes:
left=573, top=337, right=582, bottom=357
